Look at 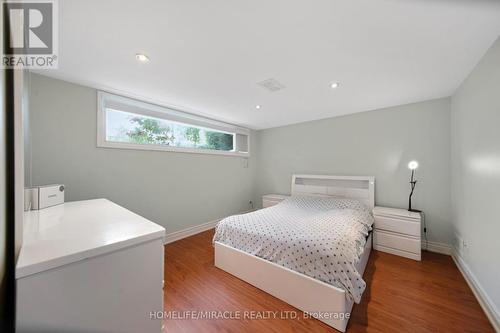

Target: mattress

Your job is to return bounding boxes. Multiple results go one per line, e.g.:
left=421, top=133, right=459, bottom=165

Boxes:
left=213, top=195, right=374, bottom=303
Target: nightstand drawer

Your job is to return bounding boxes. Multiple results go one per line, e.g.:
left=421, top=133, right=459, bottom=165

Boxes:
left=373, top=230, right=420, bottom=254
left=262, top=194, right=288, bottom=208
left=263, top=198, right=281, bottom=208
left=374, top=215, right=420, bottom=237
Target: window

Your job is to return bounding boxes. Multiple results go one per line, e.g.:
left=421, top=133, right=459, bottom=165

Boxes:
left=97, top=92, right=250, bottom=156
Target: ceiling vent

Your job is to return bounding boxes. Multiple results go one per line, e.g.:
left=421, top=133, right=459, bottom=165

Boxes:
left=257, top=78, right=285, bottom=92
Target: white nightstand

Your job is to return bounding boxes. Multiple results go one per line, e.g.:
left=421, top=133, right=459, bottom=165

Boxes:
left=262, top=194, right=289, bottom=208
left=372, top=206, right=422, bottom=261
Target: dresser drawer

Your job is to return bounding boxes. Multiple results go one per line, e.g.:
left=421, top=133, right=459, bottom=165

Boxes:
left=374, top=215, right=420, bottom=237
left=373, top=230, right=421, bottom=254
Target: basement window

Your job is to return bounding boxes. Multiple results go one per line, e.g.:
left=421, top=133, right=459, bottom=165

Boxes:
left=97, top=92, right=250, bottom=156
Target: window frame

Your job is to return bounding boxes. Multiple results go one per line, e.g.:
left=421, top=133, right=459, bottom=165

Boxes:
left=97, top=91, right=250, bottom=157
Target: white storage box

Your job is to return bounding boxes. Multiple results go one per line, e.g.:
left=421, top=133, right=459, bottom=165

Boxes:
left=26, top=184, right=65, bottom=210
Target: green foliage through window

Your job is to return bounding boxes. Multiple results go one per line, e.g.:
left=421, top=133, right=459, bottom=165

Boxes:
left=126, top=117, right=174, bottom=145
left=204, top=131, right=234, bottom=151
left=185, top=127, right=201, bottom=145
left=106, top=109, right=235, bottom=151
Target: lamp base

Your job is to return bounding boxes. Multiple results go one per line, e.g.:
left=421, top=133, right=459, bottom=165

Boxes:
left=408, top=208, right=422, bottom=213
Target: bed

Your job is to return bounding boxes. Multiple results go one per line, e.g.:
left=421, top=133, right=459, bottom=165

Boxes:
left=214, top=175, right=375, bottom=332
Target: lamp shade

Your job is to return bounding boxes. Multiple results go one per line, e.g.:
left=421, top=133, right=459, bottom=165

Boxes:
left=408, top=161, right=419, bottom=170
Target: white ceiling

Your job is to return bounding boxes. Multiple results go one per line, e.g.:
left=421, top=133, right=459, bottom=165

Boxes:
left=36, top=0, right=500, bottom=129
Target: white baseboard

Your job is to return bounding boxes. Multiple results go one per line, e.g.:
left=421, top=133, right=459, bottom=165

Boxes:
left=163, top=210, right=253, bottom=245
left=163, top=219, right=220, bottom=244
left=452, top=250, right=500, bottom=332
left=422, top=240, right=452, bottom=255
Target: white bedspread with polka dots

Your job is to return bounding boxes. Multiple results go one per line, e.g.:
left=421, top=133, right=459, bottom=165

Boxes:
left=213, top=195, right=374, bottom=303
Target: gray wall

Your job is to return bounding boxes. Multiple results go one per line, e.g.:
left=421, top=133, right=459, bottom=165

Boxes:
left=451, top=37, right=500, bottom=318
left=29, top=74, right=257, bottom=234
left=256, top=99, right=452, bottom=244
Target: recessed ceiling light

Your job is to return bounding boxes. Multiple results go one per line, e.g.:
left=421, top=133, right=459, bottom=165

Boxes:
left=255, top=105, right=261, bottom=109
left=135, top=53, right=150, bottom=63
left=330, top=82, right=340, bottom=89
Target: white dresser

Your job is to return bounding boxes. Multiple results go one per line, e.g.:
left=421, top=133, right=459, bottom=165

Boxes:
left=262, top=194, right=289, bottom=208
left=372, top=206, right=421, bottom=261
left=16, top=199, right=166, bottom=333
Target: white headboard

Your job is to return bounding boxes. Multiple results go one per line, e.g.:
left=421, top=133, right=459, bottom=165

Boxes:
left=291, top=174, right=375, bottom=209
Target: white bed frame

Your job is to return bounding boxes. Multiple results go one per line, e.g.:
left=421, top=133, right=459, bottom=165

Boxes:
left=214, top=174, right=375, bottom=332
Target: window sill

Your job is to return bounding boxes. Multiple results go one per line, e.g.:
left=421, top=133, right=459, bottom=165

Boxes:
left=97, top=140, right=250, bottom=157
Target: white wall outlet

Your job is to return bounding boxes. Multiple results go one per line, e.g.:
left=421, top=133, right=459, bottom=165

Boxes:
left=462, top=239, right=468, bottom=254
left=454, top=233, right=464, bottom=256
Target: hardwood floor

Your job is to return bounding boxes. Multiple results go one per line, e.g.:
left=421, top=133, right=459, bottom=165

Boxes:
left=164, top=229, right=494, bottom=333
